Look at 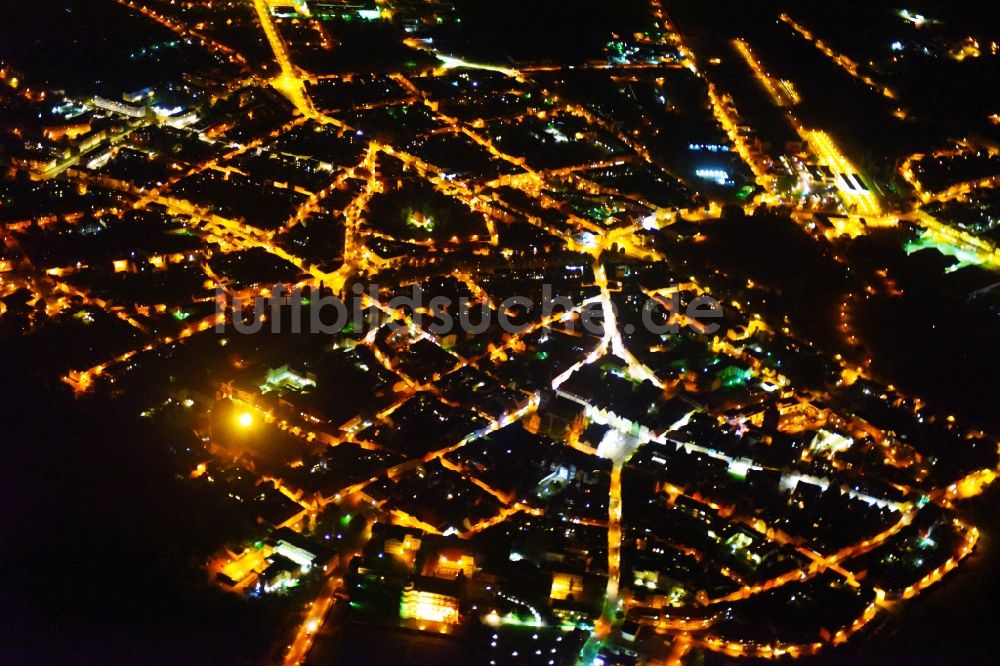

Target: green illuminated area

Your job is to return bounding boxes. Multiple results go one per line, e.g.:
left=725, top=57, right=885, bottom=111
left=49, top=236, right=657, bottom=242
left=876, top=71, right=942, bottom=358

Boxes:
left=904, top=232, right=987, bottom=270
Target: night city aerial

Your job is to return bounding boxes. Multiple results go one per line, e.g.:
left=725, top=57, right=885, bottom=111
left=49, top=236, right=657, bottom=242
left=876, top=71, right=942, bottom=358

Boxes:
left=2, top=1, right=1000, bottom=664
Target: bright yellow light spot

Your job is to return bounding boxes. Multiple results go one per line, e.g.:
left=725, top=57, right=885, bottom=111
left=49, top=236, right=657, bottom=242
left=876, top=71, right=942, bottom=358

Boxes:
left=238, top=412, right=254, bottom=428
